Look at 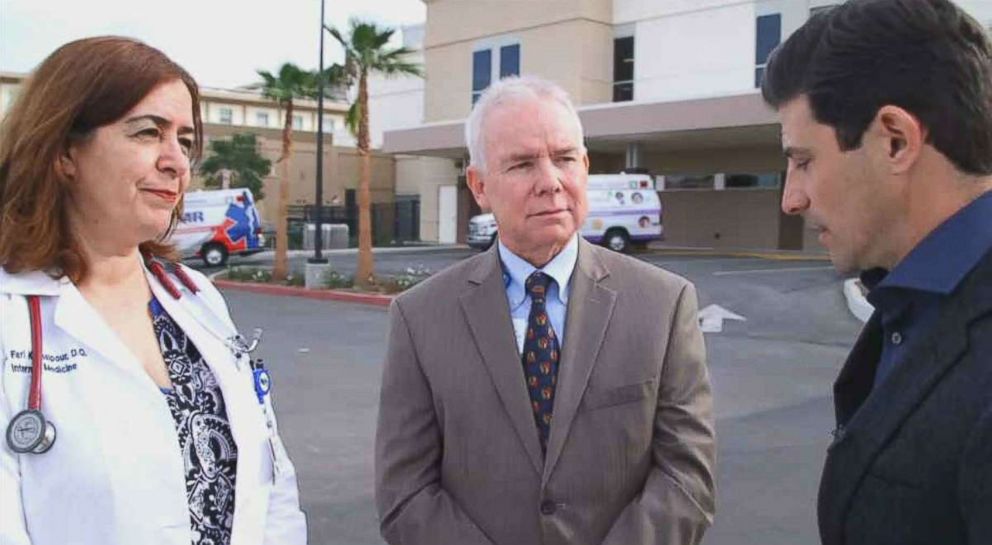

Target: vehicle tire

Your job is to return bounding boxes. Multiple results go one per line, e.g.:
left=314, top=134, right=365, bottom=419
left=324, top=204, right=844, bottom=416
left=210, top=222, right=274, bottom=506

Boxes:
left=603, top=228, right=631, bottom=253
left=201, top=243, right=228, bottom=267
left=484, top=232, right=498, bottom=251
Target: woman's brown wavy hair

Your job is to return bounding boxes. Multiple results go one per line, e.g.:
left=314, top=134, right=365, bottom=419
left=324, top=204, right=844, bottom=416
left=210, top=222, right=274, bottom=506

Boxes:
left=0, top=36, right=203, bottom=283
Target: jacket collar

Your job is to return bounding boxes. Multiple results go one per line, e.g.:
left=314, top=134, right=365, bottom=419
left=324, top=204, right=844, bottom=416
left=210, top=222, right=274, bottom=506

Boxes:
left=0, top=267, right=66, bottom=296
left=818, top=248, right=992, bottom=544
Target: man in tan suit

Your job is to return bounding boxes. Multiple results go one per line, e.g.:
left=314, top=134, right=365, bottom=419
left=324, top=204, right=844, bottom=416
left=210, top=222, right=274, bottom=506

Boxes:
left=374, top=76, right=715, bottom=545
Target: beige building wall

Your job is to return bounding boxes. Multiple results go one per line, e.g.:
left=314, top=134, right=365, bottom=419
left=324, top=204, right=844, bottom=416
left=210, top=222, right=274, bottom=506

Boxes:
left=192, top=124, right=396, bottom=224
left=424, top=0, right=611, bottom=48
left=659, top=189, right=782, bottom=249
left=423, top=0, right=613, bottom=121
left=395, top=155, right=460, bottom=242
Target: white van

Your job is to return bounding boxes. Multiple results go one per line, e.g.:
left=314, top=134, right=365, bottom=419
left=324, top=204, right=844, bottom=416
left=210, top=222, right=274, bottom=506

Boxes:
left=169, top=189, right=266, bottom=267
left=467, top=173, right=663, bottom=253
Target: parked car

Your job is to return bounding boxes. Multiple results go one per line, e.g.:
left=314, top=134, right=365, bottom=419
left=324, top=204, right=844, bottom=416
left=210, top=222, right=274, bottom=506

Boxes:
left=169, top=188, right=266, bottom=266
left=467, top=173, right=663, bottom=253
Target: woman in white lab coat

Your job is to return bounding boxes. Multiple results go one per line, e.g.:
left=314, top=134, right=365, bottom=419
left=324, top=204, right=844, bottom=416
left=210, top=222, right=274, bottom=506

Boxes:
left=0, top=37, right=307, bottom=545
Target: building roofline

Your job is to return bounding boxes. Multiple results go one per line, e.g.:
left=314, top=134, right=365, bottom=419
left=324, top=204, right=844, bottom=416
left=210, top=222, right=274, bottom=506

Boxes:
left=0, top=71, right=350, bottom=114
left=382, top=91, right=779, bottom=156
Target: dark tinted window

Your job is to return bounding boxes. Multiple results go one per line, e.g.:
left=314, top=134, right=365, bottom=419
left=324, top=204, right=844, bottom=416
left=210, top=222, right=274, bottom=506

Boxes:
left=613, top=82, right=634, bottom=102
left=473, top=49, right=492, bottom=92
left=500, top=45, right=520, bottom=78
left=613, top=36, right=634, bottom=102
left=755, top=14, right=781, bottom=87
left=472, top=49, right=492, bottom=105
left=614, top=37, right=634, bottom=82
left=756, top=15, right=781, bottom=65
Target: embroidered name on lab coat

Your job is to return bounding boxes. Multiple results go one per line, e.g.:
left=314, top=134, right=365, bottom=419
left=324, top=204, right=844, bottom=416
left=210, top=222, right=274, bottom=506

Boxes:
left=7, top=348, right=86, bottom=373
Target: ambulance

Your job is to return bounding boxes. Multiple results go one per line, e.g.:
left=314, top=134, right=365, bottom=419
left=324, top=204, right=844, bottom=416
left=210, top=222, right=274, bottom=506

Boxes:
left=169, top=188, right=266, bottom=267
left=467, top=173, right=663, bottom=253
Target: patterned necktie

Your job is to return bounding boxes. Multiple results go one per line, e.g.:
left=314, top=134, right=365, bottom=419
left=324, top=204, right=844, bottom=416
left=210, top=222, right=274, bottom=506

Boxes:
left=522, top=271, right=560, bottom=455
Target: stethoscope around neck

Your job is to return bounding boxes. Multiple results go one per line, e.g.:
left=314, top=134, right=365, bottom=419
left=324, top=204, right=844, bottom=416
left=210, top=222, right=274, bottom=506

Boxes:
left=4, top=258, right=204, bottom=455
left=5, top=296, right=57, bottom=454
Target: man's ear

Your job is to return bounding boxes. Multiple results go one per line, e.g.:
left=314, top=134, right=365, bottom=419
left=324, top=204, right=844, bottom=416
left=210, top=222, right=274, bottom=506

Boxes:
left=466, top=165, right=490, bottom=210
left=873, top=105, right=925, bottom=175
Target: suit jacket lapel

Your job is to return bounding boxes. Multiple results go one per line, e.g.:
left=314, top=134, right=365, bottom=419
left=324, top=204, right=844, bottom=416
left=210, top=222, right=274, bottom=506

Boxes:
left=543, top=240, right=616, bottom=483
left=459, top=245, right=545, bottom=475
left=819, top=254, right=992, bottom=543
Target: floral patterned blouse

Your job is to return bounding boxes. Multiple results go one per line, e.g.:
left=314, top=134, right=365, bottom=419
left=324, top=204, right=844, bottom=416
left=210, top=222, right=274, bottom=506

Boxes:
left=151, top=297, right=239, bottom=545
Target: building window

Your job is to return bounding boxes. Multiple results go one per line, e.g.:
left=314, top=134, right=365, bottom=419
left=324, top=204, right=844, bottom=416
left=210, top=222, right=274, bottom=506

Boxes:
left=322, top=115, right=336, bottom=131
left=726, top=172, right=782, bottom=189
left=755, top=14, right=781, bottom=88
left=292, top=115, right=304, bottom=130
left=500, top=44, right=520, bottom=78
left=613, top=37, right=634, bottom=102
left=472, top=49, right=492, bottom=105
left=218, top=107, right=233, bottom=124
left=256, top=112, right=270, bottom=127
left=662, top=174, right=715, bottom=190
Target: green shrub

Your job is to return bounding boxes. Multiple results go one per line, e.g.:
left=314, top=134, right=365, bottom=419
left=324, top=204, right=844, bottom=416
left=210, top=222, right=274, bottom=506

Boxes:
left=323, top=270, right=354, bottom=289
left=226, top=266, right=273, bottom=283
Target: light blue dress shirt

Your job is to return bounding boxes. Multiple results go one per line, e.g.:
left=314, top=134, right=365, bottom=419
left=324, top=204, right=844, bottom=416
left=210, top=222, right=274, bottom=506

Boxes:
left=498, top=235, right=579, bottom=354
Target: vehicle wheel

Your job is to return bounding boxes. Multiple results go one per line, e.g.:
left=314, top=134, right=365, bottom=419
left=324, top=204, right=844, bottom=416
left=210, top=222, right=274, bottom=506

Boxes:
left=603, top=229, right=631, bottom=253
left=484, top=233, right=498, bottom=251
left=201, top=243, right=228, bottom=267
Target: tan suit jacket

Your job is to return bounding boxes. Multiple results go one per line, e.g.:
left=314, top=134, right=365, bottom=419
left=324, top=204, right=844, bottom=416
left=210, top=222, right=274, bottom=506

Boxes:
left=375, top=239, right=715, bottom=545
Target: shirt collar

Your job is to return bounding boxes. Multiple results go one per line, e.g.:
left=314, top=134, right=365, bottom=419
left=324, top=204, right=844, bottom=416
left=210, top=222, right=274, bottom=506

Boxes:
left=877, top=190, right=992, bottom=296
left=499, top=235, right=579, bottom=310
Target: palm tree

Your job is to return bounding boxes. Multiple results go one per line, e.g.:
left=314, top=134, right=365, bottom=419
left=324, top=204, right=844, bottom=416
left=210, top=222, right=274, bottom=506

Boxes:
left=255, top=63, right=344, bottom=281
left=330, top=20, right=422, bottom=288
left=200, top=133, right=271, bottom=200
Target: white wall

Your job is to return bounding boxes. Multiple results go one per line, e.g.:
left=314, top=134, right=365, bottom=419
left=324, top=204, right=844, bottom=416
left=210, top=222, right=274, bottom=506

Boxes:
left=0, top=83, right=19, bottom=117
left=614, top=0, right=743, bottom=25
left=957, top=0, right=992, bottom=26
left=614, top=0, right=992, bottom=104
left=368, top=26, right=425, bottom=149
left=631, top=2, right=755, bottom=102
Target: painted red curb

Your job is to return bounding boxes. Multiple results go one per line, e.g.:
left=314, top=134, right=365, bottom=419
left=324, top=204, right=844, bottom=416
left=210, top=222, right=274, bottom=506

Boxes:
left=213, top=279, right=394, bottom=307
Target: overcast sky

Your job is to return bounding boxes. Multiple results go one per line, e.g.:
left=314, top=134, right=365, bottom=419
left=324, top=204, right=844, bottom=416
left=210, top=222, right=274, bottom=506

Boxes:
left=0, top=0, right=426, bottom=88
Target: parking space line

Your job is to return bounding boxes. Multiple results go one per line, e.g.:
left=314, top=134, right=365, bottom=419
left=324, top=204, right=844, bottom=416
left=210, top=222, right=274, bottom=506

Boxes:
left=713, top=266, right=836, bottom=276
left=647, top=257, right=771, bottom=267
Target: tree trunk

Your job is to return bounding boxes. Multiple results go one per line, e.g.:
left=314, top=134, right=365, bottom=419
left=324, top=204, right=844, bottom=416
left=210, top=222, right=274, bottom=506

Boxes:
left=355, top=70, right=375, bottom=288
left=273, top=101, right=294, bottom=282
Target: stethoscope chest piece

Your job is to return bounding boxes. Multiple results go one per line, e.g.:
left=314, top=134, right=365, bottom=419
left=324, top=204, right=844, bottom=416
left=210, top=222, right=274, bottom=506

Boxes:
left=6, top=409, right=56, bottom=454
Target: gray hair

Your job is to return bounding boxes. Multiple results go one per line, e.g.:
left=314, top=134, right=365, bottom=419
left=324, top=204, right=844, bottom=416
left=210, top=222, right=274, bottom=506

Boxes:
left=464, top=75, right=585, bottom=172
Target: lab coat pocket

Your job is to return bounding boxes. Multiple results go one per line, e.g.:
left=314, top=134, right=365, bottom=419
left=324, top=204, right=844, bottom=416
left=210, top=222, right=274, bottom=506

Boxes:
left=259, top=435, right=276, bottom=485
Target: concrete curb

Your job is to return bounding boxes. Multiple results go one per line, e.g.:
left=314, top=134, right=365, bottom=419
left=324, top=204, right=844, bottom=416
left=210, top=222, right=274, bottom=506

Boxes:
left=213, top=279, right=394, bottom=308
left=230, top=244, right=469, bottom=262
left=843, top=278, right=874, bottom=323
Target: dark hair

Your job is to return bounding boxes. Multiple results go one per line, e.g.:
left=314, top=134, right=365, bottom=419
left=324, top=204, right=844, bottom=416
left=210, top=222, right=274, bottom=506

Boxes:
left=0, top=36, right=203, bottom=282
left=761, top=0, right=992, bottom=175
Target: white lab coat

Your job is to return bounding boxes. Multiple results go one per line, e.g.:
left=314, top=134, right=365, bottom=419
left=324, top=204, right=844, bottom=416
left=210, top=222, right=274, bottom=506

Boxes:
left=0, top=261, right=307, bottom=545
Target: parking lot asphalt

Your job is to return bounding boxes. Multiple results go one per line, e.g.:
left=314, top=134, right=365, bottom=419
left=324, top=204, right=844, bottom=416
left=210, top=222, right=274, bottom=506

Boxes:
left=219, top=248, right=863, bottom=545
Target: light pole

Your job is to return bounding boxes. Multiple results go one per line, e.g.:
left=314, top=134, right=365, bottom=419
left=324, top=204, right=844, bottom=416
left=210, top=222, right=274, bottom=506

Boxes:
left=309, top=0, right=329, bottom=264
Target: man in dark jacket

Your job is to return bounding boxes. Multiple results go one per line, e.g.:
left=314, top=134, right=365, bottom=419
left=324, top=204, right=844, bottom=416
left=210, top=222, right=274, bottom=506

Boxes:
left=761, top=1, right=992, bottom=544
